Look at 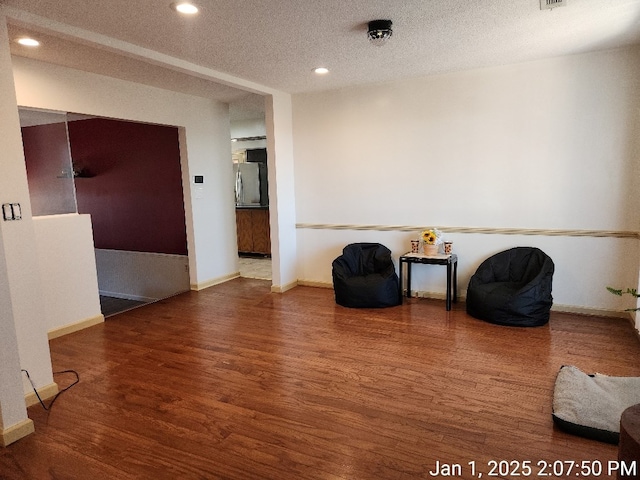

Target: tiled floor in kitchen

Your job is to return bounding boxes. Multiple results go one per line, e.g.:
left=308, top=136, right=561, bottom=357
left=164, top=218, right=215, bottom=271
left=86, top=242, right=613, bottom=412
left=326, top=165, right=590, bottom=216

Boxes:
left=238, top=256, right=272, bottom=280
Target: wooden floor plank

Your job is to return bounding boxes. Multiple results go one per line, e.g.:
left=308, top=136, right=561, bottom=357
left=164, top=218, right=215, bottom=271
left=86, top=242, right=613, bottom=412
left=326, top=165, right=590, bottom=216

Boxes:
left=1, top=277, right=639, bottom=479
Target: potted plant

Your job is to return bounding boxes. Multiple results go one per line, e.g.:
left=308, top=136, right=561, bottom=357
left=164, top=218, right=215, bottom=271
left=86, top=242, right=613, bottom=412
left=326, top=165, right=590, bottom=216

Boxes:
left=606, top=287, right=640, bottom=311
left=421, top=228, right=443, bottom=256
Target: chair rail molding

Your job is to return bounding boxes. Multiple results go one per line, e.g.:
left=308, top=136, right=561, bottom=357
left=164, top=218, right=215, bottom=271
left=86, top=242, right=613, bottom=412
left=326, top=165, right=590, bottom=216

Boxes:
left=296, top=223, right=639, bottom=239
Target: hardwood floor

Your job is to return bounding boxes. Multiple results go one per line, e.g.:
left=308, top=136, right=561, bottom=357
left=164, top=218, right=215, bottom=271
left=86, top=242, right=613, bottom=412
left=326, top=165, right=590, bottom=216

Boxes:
left=2, top=278, right=639, bottom=479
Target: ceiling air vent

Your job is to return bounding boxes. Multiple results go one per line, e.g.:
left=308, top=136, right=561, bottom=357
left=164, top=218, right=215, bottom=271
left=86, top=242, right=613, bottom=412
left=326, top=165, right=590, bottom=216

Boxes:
left=540, top=0, right=566, bottom=9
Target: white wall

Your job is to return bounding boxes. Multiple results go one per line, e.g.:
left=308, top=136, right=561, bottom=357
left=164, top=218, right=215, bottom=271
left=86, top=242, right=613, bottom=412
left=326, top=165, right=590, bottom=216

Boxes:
left=292, top=46, right=640, bottom=316
left=11, top=56, right=238, bottom=290
left=0, top=15, right=49, bottom=437
left=231, top=118, right=266, bottom=138
left=33, top=214, right=102, bottom=332
left=266, top=93, right=298, bottom=292
left=231, top=118, right=267, bottom=152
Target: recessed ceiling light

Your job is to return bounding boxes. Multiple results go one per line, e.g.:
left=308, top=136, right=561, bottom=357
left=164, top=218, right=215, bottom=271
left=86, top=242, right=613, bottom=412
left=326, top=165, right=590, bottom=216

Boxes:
left=314, top=67, right=329, bottom=75
left=172, top=2, right=199, bottom=14
left=17, top=37, right=40, bottom=47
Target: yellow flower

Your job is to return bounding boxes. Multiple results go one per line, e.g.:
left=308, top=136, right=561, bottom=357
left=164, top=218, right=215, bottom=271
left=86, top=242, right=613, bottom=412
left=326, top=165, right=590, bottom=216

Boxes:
left=421, top=228, right=442, bottom=245
left=422, top=232, right=436, bottom=244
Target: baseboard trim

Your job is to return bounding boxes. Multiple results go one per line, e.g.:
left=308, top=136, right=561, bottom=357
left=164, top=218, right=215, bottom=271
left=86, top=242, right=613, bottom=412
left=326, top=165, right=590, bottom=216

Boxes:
left=551, top=303, right=630, bottom=319
left=297, top=280, right=332, bottom=289
left=396, top=291, right=628, bottom=319
left=296, top=280, right=630, bottom=320
left=0, top=419, right=35, bottom=447
left=271, top=280, right=298, bottom=293
left=48, top=314, right=105, bottom=340
left=411, top=290, right=451, bottom=301
left=191, top=272, right=240, bottom=291
left=99, top=290, right=157, bottom=302
left=24, top=382, right=59, bottom=408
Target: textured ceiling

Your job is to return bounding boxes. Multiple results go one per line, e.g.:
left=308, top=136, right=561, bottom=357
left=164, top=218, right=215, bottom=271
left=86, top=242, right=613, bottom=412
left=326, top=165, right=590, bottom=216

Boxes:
left=4, top=0, right=640, bottom=104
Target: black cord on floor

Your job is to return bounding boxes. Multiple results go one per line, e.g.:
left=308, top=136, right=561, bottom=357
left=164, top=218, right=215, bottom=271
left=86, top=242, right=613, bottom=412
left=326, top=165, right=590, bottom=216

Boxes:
left=21, top=369, right=80, bottom=411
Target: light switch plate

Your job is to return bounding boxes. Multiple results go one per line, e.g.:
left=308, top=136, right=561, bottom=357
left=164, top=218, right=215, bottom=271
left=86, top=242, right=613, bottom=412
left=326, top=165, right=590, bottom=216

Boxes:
left=11, top=203, right=21, bottom=220
left=2, top=203, right=22, bottom=221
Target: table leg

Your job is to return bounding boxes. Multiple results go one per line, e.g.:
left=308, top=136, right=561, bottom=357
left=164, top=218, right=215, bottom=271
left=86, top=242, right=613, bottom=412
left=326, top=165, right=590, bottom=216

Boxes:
left=446, top=262, right=452, bottom=311
left=406, top=262, right=412, bottom=298
left=399, top=260, right=404, bottom=303
left=453, top=259, right=458, bottom=304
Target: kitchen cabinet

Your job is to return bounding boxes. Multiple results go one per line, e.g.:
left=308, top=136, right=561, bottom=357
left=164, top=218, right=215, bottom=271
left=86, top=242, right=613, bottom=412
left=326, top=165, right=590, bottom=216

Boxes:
left=236, top=208, right=270, bottom=255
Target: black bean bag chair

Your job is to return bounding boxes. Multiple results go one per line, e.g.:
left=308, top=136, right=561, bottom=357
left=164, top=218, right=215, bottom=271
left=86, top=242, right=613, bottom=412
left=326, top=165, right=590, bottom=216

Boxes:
left=332, top=243, right=401, bottom=308
left=466, top=247, right=554, bottom=327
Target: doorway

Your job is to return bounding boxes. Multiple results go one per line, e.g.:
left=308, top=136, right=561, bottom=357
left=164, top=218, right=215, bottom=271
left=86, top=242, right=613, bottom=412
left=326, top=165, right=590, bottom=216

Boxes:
left=19, top=107, right=191, bottom=317
left=230, top=96, right=272, bottom=281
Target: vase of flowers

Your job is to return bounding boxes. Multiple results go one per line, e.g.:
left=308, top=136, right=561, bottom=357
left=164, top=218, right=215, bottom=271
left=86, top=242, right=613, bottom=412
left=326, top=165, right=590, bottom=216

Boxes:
left=421, top=228, right=443, bottom=255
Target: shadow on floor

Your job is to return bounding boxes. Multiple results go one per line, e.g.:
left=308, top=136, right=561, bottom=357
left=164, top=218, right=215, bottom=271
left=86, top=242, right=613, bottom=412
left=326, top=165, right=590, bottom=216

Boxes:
left=99, top=295, right=149, bottom=318
left=101, top=256, right=272, bottom=317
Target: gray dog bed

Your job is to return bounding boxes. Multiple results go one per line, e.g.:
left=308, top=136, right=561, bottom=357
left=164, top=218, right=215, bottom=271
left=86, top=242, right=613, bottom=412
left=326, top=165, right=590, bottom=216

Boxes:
left=552, top=365, right=640, bottom=444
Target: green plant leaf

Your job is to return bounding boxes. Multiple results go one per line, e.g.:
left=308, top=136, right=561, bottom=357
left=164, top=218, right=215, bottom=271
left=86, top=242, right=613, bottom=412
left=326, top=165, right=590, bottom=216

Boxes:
left=606, top=286, right=623, bottom=296
left=625, top=288, right=639, bottom=297
left=607, top=286, right=640, bottom=310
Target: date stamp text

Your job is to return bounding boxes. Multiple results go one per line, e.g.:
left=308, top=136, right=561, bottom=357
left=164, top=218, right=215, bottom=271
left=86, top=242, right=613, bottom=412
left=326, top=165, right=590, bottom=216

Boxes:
left=428, top=459, right=638, bottom=477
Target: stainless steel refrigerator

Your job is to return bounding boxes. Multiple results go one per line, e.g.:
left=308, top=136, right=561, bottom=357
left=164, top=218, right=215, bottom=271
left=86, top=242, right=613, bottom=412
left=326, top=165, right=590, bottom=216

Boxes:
left=234, top=162, right=262, bottom=206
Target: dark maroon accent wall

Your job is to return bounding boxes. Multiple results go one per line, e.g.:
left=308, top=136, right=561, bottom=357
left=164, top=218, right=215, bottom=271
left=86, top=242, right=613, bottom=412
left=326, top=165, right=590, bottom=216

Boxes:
left=68, top=118, right=187, bottom=255
left=22, top=122, right=77, bottom=216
